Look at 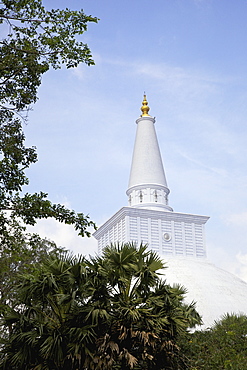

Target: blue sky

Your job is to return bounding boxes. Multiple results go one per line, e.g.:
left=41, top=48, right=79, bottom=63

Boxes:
left=22, top=0, right=247, bottom=280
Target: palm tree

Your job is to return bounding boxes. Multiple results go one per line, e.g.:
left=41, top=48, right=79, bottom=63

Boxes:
left=0, top=243, right=201, bottom=369
left=0, top=254, right=95, bottom=369
left=86, top=243, right=201, bottom=369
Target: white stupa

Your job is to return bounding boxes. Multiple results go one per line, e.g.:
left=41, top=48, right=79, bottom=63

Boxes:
left=94, top=95, right=247, bottom=328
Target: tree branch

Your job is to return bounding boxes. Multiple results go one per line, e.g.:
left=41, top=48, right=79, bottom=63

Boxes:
left=1, top=14, right=44, bottom=23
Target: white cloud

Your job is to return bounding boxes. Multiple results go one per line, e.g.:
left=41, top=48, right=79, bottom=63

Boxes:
left=131, top=62, right=225, bottom=101
left=175, top=148, right=228, bottom=176
left=225, top=212, right=247, bottom=227
left=27, top=219, right=98, bottom=257
left=71, top=52, right=103, bottom=80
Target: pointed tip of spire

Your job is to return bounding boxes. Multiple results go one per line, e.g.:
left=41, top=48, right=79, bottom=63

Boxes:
left=140, top=93, right=151, bottom=117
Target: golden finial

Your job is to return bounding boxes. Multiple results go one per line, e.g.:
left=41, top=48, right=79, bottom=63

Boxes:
left=140, top=94, right=150, bottom=117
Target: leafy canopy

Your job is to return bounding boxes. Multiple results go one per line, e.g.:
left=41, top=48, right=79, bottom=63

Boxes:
left=0, top=0, right=98, bottom=116
left=179, top=313, right=247, bottom=369
left=0, top=0, right=98, bottom=236
left=0, top=0, right=98, bottom=306
left=0, top=243, right=202, bottom=370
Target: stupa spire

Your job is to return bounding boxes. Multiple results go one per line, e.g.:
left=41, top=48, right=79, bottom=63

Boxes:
left=141, top=94, right=150, bottom=117
left=126, top=95, right=172, bottom=211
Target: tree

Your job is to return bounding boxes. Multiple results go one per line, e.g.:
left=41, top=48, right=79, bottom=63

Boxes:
left=0, top=0, right=98, bottom=306
left=0, top=0, right=98, bottom=118
left=0, top=243, right=202, bottom=369
left=0, top=253, right=93, bottom=370
left=0, top=230, right=67, bottom=310
left=179, top=313, right=247, bottom=369
left=0, top=0, right=98, bottom=235
left=88, top=243, right=201, bottom=369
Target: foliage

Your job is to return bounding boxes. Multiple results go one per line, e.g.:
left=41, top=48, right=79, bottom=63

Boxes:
left=0, top=0, right=98, bottom=117
left=0, top=0, right=97, bottom=237
left=0, top=0, right=98, bottom=306
left=0, top=243, right=202, bottom=369
left=179, top=313, right=247, bottom=369
left=0, top=228, right=67, bottom=309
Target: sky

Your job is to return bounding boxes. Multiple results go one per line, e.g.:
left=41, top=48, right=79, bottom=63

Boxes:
left=20, top=0, right=247, bottom=281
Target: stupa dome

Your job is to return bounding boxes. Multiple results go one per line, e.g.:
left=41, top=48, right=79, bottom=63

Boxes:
left=163, top=256, right=247, bottom=328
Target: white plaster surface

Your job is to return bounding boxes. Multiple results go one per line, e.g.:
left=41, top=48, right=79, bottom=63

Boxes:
left=128, top=116, right=167, bottom=188
left=161, top=256, right=247, bottom=329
